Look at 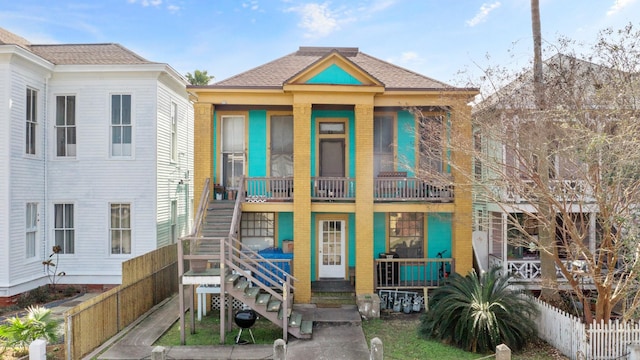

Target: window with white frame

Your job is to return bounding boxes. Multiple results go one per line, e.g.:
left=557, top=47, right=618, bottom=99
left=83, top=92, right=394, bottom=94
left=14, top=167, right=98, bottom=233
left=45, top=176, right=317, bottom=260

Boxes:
left=110, top=203, right=131, bottom=254
left=270, top=115, right=293, bottom=177
left=240, top=212, right=274, bottom=251
left=55, top=96, right=76, bottom=157
left=111, top=94, right=132, bottom=156
left=389, top=212, right=424, bottom=258
left=374, top=115, right=394, bottom=176
left=170, top=200, right=177, bottom=244
left=26, top=88, right=37, bottom=155
left=26, top=203, right=38, bottom=258
left=54, top=203, right=74, bottom=254
left=171, top=102, right=178, bottom=162
left=222, top=115, right=244, bottom=189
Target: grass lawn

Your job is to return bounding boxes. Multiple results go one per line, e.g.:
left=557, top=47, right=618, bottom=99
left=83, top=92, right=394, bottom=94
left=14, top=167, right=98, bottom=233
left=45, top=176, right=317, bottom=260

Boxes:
left=154, top=310, right=283, bottom=346
left=361, top=311, right=568, bottom=360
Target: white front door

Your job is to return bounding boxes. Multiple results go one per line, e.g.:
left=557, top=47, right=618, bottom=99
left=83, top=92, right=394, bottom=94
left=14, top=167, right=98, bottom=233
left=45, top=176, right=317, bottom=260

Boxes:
left=318, top=220, right=345, bottom=278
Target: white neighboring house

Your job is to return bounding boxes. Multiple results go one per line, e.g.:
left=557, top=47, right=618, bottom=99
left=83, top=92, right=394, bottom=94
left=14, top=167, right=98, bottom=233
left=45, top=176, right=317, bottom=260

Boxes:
left=0, top=28, right=194, bottom=301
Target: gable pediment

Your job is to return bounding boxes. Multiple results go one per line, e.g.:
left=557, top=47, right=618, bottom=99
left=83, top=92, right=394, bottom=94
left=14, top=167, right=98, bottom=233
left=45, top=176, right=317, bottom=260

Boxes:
left=286, top=51, right=382, bottom=87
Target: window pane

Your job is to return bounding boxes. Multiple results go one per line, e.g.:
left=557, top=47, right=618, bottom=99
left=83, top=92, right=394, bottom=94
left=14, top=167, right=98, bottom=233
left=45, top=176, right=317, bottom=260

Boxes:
left=112, top=127, right=122, bottom=144
left=222, top=116, right=244, bottom=152
left=123, top=126, right=131, bottom=144
left=65, top=204, right=74, bottom=227
left=56, top=97, right=65, bottom=125
left=66, top=97, right=75, bottom=125
left=112, top=95, right=121, bottom=125
left=122, top=95, right=131, bottom=125
left=111, top=230, right=121, bottom=254
left=389, top=212, right=424, bottom=258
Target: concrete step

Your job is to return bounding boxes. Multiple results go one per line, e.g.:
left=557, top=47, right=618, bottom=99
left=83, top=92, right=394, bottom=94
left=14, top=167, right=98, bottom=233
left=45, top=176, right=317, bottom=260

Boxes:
left=300, top=320, right=313, bottom=335
left=288, top=312, right=302, bottom=327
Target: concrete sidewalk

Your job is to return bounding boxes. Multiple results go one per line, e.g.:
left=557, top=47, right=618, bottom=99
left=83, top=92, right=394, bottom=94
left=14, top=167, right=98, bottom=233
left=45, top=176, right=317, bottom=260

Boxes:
left=83, top=295, right=370, bottom=360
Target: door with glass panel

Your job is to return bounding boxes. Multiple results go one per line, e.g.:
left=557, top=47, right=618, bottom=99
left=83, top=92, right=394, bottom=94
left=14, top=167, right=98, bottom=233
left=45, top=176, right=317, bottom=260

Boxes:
left=318, top=220, right=346, bottom=278
left=222, top=116, right=244, bottom=191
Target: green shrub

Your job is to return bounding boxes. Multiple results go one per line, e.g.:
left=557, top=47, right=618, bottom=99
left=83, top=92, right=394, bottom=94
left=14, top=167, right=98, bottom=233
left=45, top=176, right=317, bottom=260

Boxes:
left=0, top=305, right=59, bottom=351
left=419, top=267, right=538, bottom=353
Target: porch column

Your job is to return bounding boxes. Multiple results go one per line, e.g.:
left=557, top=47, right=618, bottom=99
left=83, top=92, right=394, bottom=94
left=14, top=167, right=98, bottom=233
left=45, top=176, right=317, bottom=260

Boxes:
left=194, top=102, right=214, bottom=205
left=450, top=100, right=474, bottom=276
left=293, top=102, right=312, bottom=303
left=354, top=103, right=375, bottom=294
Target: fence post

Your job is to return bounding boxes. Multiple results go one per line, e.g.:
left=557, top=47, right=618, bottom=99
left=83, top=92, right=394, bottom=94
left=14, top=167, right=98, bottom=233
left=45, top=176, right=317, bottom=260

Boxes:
left=29, top=339, right=47, bottom=360
left=370, top=337, right=383, bottom=360
left=151, top=346, right=166, bottom=360
left=495, top=344, right=511, bottom=360
left=273, top=339, right=286, bottom=360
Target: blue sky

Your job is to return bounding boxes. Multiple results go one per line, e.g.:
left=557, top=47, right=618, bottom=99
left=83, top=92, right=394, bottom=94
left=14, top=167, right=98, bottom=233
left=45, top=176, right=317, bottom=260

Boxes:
left=1, top=0, right=637, bottom=85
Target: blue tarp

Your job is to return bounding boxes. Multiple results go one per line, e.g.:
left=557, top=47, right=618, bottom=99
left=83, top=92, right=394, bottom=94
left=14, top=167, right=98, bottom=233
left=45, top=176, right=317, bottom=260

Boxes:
left=256, top=248, right=293, bottom=286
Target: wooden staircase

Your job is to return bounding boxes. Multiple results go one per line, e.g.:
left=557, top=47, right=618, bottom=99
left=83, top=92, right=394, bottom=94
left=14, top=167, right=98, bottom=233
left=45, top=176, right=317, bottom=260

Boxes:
left=180, top=178, right=312, bottom=342
left=224, top=273, right=312, bottom=339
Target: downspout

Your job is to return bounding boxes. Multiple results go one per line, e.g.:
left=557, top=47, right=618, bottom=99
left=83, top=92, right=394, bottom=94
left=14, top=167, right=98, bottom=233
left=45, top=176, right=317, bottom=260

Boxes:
left=42, top=73, right=51, bottom=269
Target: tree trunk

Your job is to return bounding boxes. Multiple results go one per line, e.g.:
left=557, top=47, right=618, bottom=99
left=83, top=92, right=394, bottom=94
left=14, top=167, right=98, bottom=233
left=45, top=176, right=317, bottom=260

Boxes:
left=530, top=0, right=560, bottom=302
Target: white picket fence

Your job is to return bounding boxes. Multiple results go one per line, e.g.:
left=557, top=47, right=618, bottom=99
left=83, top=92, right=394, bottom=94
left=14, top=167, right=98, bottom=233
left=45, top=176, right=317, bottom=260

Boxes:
left=530, top=295, right=640, bottom=359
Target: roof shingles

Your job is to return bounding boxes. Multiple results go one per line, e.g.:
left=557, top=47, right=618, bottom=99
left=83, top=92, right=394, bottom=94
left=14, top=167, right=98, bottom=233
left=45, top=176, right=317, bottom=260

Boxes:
left=211, top=47, right=454, bottom=90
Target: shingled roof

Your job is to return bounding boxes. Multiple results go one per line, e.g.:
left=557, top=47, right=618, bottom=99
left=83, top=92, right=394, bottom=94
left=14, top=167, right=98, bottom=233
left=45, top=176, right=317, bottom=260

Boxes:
left=0, top=27, right=155, bottom=65
left=211, top=46, right=455, bottom=90
left=29, top=44, right=154, bottom=65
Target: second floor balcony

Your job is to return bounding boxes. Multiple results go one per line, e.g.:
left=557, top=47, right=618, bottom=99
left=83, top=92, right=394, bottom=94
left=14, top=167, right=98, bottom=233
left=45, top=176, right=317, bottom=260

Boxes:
left=241, top=175, right=454, bottom=203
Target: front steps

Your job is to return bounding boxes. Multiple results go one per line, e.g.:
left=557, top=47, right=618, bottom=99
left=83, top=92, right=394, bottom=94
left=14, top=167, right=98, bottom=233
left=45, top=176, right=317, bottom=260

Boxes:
left=224, top=273, right=313, bottom=340
left=311, top=280, right=356, bottom=306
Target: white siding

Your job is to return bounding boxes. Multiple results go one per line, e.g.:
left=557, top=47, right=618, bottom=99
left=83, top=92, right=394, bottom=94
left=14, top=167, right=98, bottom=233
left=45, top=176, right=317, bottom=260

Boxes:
left=155, top=78, right=193, bottom=248
left=1, top=54, right=51, bottom=295
left=45, top=73, right=160, bottom=281
left=1, top=43, right=191, bottom=296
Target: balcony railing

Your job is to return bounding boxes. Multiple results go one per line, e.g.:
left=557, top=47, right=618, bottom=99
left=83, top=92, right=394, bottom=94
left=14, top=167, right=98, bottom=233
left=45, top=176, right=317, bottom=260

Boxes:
left=374, top=257, right=455, bottom=290
left=503, top=179, right=592, bottom=203
left=242, top=176, right=454, bottom=202
left=374, top=177, right=453, bottom=202
left=312, top=177, right=356, bottom=200
left=245, top=177, right=294, bottom=202
left=489, top=254, right=592, bottom=283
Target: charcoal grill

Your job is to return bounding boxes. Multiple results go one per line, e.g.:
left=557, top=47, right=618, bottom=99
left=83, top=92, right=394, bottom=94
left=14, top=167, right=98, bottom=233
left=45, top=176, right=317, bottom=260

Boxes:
left=234, top=309, right=257, bottom=344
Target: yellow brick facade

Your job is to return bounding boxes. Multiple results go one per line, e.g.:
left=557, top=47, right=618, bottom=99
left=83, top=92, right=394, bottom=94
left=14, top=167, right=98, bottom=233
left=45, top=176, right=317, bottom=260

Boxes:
left=189, top=47, right=478, bottom=304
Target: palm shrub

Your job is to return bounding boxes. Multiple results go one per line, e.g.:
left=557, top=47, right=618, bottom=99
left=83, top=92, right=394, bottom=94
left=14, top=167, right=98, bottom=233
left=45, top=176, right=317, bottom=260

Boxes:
left=419, top=267, right=537, bottom=353
left=0, top=305, right=59, bottom=352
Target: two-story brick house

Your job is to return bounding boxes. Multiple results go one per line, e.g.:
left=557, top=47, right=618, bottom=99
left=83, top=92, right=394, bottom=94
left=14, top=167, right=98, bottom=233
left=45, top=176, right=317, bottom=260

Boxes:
left=189, top=46, right=478, bottom=303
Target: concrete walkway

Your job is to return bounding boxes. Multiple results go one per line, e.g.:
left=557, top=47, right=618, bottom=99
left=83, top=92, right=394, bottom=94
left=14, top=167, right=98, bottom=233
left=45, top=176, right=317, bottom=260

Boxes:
left=80, top=295, right=370, bottom=360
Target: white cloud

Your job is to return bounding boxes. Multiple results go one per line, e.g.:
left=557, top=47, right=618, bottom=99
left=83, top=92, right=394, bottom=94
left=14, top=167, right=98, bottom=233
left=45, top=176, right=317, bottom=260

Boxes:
left=286, top=2, right=339, bottom=38
left=242, top=1, right=260, bottom=11
left=607, top=0, right=637, bottom=16
left=401, top=51, right=418, bottom=62
left=466, top=1, right=501, bottom=27
left=167, top=4, right=180, bottom=13
left=128, top=0, right=163, bottom=7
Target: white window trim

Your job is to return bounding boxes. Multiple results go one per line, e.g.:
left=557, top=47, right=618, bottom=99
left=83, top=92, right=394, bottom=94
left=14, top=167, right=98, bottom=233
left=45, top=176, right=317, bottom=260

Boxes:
left=109, top=93, right=134, bottom=159
left=109, top=202, right=132, bottom=256
left=53, top=202, right=75, bottom=255
left=171, top=101, right=178, bottom=162
left=26, top=87, right=38, bottom=157
left=53, top=94, right=77, bottom=159
left=25, top=202, right=38, bottom=259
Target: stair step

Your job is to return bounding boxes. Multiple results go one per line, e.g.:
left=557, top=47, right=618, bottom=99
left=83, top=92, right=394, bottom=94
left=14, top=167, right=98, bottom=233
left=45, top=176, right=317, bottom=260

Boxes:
left=225, top=274, right=240, bottom=284
left=256, top=293, right=271, bottom=305
left=234, top=280, right=249, bottom=291
left=278, top=307, right=292, bottom=320
left=288, top=312, right=302, bottom=327
left=244, top=287, right=260, bottom=299
left=300, top=320, right=313, bottom=335
left=266, top=299, right=281, bottom=312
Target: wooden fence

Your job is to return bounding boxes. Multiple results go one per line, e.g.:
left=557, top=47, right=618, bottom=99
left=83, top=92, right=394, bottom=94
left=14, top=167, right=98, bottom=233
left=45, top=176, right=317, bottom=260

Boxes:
left=64, top=244, right=178, bottom=360
left=530, top=295, right=640, bottom=359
